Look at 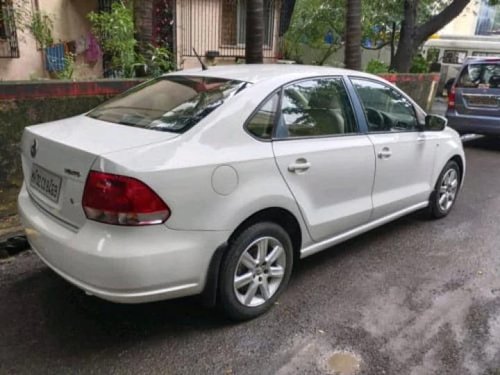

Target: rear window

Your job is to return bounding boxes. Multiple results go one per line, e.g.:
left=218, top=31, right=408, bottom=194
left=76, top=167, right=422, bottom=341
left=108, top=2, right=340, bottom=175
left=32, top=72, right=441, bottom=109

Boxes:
left=457, top=62, right=500, bottom=89
left=87, top=76, right=247, bottom=133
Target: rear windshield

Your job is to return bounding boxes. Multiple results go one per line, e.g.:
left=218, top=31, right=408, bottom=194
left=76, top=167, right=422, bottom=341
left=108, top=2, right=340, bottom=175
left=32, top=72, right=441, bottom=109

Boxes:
left=87, top=76, right=247, bottom=133
left=457, top=62, right=500, bottom=89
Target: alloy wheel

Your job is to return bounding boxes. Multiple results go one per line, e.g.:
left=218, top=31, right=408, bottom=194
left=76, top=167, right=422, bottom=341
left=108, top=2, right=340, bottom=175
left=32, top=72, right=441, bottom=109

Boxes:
left=233, top=237, right=287, bottom=307
left=438, top=168, right=459, bottom=212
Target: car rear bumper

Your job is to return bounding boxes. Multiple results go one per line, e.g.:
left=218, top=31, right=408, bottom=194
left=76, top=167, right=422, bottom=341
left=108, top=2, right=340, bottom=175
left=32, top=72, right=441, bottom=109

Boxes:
left=446, top=110, right=500, bottom=136
left=18, top=184, right=230, bottom=303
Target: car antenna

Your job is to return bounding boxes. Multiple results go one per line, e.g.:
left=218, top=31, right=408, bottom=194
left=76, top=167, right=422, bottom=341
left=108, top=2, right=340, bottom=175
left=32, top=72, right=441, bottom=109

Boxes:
left=192, top=48, right=208, bottom=71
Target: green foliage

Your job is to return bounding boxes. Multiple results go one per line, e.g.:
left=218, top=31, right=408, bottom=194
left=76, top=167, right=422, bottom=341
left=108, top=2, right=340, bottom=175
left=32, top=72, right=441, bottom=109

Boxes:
left=285, top=0, right=344, bottom=65
left=88, top=2, right=136, bottom=77
left=136, top=44, right=176, bottom=78
left=55, top=53, right=76, bottom=80
left=410, top=54, right=429, bottom=73
left=29, top=11, right=54, bottom=48
left=365, top=59, right=391, bottom=74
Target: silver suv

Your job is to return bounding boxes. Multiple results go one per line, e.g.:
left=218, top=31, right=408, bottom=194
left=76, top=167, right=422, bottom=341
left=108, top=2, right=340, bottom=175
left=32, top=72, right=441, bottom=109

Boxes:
left=446, top=57, right=500, bottom=136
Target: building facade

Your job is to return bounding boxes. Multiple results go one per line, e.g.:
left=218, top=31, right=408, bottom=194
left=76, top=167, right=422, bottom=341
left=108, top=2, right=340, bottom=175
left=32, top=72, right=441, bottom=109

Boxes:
left=1, top=0, right=293, bottom=81
left=0, top=0, right=103, bottom=81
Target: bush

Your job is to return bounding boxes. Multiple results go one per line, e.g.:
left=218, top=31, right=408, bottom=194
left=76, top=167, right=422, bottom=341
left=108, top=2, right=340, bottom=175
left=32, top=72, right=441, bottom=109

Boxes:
left=88, top=3, right=136, bottom=77
left=410, top=54, right=429, bottom=73
left=365, top=59, right=390, bottom=74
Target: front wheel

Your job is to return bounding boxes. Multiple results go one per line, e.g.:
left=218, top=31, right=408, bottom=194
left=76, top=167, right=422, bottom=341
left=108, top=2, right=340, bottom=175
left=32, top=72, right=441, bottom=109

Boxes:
left=218, top=222, right=293, bottom=321
left=428, top=160, right=461, bottom=218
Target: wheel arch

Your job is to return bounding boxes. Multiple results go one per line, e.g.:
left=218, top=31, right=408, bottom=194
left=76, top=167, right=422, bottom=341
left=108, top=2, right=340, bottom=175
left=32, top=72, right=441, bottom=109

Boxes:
left=449, top=154, right=465, bottom=185
left=201, top=206, right=303, bottom=307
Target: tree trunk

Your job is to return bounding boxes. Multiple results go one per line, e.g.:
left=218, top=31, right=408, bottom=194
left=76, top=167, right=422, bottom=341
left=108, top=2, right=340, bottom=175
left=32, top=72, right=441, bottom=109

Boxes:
left=392, top=0, right=418, bottom=72
left=344, top=0, right=362, bottom=71
left=392, top=0, right=471, bottom=72
left=246, top=0, right=264, bottom=64
left=134, top=0, right=154, bottom=56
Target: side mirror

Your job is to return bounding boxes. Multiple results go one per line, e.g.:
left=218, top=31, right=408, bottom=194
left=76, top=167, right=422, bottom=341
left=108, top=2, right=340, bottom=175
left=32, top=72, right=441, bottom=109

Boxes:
left=424, top=114, right=447, bottom=131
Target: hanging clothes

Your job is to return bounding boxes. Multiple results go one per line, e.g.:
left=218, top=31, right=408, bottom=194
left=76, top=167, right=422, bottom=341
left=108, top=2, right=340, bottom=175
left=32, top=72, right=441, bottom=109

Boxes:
left=85, top=33, right=102, bottom=64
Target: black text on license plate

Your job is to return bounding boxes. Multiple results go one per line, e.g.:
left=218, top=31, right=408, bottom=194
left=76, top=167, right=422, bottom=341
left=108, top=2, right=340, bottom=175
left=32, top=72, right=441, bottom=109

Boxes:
left=30, top=164, right=62, bottom=202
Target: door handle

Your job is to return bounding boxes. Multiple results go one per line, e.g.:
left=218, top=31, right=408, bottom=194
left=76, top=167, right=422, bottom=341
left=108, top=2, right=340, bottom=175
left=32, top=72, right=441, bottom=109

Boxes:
left=417, top=135, right=426, bottom=142
left=377, top=147, right=392, bottom=159
left=288, top=159, right=311, bottom=173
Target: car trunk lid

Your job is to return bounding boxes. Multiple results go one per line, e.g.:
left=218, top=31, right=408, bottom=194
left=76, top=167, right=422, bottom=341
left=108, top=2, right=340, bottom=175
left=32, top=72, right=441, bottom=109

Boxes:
left=21, top=115, right=178, bottom=229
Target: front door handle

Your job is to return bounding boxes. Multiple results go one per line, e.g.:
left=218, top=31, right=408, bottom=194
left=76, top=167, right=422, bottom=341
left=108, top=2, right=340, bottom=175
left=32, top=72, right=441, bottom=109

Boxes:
left=288, top=159, right=311, bottom=173
left=378, top=147, right=392, bottom=159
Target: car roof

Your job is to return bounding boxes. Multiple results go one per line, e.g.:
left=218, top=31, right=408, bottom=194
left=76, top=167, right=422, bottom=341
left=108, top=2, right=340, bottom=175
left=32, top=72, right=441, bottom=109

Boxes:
left=168, top=64, right=374, bottom=84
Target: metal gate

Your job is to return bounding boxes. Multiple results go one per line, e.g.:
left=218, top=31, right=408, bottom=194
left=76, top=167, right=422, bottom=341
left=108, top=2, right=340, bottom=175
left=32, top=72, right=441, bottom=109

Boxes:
left=178, top=0, right=279, bottom=59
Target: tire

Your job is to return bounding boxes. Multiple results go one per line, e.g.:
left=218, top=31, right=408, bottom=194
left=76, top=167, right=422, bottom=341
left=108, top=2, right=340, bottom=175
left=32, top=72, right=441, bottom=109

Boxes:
left=218, top=222, right=294, bottom=321
left=428, top=160, right=461, bottom=219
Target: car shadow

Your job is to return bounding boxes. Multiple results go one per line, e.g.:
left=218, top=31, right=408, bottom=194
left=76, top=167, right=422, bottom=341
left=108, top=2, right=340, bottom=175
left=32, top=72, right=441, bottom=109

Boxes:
left=462, top=135, right=500, bottom=152
left=4, top=210, right=430, bottom=360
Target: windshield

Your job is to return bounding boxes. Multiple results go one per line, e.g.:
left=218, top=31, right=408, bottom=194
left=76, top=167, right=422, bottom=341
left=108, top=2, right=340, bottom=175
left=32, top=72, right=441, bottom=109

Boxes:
left=457, top=62, right=500, bottom=89
left=87, top=76, right=248, bottom=133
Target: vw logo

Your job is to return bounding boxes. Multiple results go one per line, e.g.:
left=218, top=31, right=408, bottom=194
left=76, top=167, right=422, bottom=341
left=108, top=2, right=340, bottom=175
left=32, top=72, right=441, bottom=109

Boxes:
left=30, top=139, right=38, bottom=158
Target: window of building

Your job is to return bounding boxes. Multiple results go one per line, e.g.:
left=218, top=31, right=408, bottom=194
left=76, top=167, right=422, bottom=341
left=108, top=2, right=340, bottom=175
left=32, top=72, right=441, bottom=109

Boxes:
left=0, top=6, right=6, bottom=39
left=0, top=0, right=19, bottom=58
left=221, top=0, right=275, bottom=48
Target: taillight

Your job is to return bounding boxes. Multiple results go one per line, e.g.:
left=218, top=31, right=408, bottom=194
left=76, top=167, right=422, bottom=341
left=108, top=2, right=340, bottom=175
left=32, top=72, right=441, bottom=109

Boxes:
left=82, top=171, right=170, bottom=226
left=448, top=85, right=456, bottom=110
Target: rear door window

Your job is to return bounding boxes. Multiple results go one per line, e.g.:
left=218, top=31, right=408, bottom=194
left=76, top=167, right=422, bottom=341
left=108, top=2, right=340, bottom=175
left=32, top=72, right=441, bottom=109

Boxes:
left=275, top=77, right=357, bottom=139
left=87, top=76, right=247, bottom=133
left=457, top=62, right=500, bottom=89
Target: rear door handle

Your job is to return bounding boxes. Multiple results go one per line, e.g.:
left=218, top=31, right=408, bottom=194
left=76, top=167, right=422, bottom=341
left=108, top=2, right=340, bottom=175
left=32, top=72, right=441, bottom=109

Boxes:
left=288, top=159, right=311, bottom=173
left=417, top=135, right=426, bottom=142
left=377, top=147, right=392, bottom=159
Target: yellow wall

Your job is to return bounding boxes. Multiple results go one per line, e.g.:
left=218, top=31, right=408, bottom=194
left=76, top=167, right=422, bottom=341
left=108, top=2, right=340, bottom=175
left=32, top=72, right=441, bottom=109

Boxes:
left=439, top=1, right=480, bottom=36
left=0, top=0, right=102, bottom=81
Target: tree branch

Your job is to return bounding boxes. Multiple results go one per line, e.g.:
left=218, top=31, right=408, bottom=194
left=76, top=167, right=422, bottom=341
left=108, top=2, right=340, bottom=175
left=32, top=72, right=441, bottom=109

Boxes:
left=415, top=0, right=470, bottom=43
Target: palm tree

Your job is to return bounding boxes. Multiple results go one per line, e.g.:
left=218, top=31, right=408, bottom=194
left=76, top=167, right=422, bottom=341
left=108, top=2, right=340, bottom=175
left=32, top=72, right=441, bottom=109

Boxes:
left=246, top=0, right=264, bottom=64
left=344, top=0, right=362, bottom=71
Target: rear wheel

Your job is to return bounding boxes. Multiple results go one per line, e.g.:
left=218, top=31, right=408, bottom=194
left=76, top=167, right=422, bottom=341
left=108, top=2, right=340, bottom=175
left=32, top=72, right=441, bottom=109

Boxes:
left=428, top=160, right=461, bottom=218
left=218, top=222, right=293, bottom=321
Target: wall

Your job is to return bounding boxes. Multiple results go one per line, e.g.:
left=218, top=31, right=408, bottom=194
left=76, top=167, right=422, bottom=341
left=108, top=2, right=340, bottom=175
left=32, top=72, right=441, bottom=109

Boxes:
left=438, top=1, right=481, bottom=37
left=0, top=0, right=102, bottom=81
left=380, top=73, right=440, bottom=112
left=298, top=45, right=392, bottom=69
left=0, top=79, right=143, bottom=218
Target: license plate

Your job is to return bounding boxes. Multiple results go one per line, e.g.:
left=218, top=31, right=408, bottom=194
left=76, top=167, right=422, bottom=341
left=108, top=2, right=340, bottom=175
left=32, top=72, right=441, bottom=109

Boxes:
left=464, top=95, right=499, bottom=107
left=30, top=164, right=62, bottom=203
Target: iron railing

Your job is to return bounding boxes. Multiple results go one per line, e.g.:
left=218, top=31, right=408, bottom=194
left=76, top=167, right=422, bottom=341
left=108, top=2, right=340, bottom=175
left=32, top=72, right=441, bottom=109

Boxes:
left=179, top=0, right=280, bottom=59
left=0, top=0, right=19, bottom=58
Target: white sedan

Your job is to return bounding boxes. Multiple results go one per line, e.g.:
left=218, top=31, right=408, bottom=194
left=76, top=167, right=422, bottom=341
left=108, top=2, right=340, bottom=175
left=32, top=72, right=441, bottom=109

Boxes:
left=18, top=65, right=465, bottom=320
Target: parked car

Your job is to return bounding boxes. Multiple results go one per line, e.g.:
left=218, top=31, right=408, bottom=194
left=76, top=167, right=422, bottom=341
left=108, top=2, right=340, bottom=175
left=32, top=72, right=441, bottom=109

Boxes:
left=446, top=57, right=500, bottom=135
left=18, top=65, right=465, bottom=320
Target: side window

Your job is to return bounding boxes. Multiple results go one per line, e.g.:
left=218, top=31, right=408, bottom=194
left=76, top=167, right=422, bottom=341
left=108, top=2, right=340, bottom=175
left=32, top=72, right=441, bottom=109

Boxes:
left=351, top=78, right=418, bottom=132
left=276, top=77, right=357, bottom=139
left=246, top=92, right=280, bottom=139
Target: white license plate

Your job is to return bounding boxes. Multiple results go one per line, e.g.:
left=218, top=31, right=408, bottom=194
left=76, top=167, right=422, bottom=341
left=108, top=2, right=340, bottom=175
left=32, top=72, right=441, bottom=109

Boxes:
left=30, top=164, right=62, bottom=203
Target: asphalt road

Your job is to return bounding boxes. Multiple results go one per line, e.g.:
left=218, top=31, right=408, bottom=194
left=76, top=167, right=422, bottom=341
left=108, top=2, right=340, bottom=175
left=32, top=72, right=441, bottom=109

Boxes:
left=1, top=137, right=500, bottom=375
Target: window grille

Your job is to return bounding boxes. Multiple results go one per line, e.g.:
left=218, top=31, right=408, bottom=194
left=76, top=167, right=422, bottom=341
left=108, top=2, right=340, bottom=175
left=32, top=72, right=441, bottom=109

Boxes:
left=0, top=0, right=19, bottom=58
